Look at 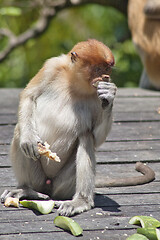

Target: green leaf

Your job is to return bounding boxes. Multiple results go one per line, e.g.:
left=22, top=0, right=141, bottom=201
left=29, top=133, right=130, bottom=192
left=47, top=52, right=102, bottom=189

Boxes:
left=0, top=7, right=22, bottom=16
left=54, top=216, right=83, bottom=236
left=126, top=233, right=149, bottom=240
left=129, top=216, right=160, bottom=228
left=20, top=200, right=55, bottom=214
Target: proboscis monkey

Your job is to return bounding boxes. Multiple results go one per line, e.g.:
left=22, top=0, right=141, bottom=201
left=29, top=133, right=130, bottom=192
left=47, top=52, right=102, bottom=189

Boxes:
left=128, top=0, right=160, bottom=90
left=1, top=39, right=155, bottom=216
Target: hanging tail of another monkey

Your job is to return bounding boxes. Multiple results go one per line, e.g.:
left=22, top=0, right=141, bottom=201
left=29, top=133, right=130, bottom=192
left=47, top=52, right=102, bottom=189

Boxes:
left=95, top=162, right=155, bottom=187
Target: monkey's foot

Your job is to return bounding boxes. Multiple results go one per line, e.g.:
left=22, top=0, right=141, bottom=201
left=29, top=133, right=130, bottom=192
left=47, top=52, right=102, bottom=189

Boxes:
left=55, top=198, right=94, bottom=216
left=1, top=188, right=50, bottom=203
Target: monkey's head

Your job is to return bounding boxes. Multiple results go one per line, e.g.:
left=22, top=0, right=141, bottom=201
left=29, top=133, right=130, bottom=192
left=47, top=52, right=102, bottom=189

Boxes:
left=68, top=39, right=115, bottom=96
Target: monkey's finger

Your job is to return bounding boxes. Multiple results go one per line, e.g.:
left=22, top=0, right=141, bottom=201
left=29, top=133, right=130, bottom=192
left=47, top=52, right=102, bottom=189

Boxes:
left=98, top=82, right=116, bottom=89
left=21, top=143, right=31, bottom=158
left=1, top=190, right=9, bottom=203
left=21, top=143, right=40, bottom=161
left=1, top=190, right=21, bottom=202
left=97, top=90, right=116, bottom=98
left=98, top=82, right=110, bottom=88
left=97, top=89, right=112, bottom=94
left=54, top=200, right=64, bottom=208
left=4, top=191, right=15, bottom=200
left=98, top=90, right=116, bottom=100
left=58, top=202, right=74, bottom=216
left=31, top=144, right=41, bottom=161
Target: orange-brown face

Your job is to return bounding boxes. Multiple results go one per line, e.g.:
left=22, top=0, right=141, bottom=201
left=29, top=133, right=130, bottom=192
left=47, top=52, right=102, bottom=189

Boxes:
left=68, top=39, right=115, bottom=96
left=89, top=62, right=113, bottom=87
left=76, top=55, right=114, bottom=91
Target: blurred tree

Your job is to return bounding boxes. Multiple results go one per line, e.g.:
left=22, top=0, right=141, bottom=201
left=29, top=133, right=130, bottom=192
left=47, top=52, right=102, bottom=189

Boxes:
left=0, top=0, right=142, bottom=88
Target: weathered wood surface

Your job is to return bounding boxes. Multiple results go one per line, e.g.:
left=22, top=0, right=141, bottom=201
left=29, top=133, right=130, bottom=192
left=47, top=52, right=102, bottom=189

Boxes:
left=0, top=88, right=160, bottom=240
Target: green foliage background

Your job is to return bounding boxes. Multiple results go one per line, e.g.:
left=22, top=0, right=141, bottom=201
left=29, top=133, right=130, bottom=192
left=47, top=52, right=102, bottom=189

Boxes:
left=0, top=4, right=142, bottom=88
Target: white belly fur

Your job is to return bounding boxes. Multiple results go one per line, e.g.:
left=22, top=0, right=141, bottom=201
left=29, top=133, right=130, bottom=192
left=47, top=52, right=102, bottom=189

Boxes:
left=35, top=93, right=78, bottom=178
left=35, top=90, right=106, bottom=178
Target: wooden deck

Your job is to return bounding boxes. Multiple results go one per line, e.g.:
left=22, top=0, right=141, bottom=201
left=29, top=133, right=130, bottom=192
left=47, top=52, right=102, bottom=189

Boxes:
left=0, top=88, right=160, bottom=240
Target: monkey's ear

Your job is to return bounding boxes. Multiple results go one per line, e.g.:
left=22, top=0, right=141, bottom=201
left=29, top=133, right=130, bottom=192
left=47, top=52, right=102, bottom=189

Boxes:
left=71, top=52, right=78, bottom=63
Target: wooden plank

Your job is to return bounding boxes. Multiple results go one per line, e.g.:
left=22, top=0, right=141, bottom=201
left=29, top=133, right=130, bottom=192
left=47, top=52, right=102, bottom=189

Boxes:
left=0, top=231, right=135, bottom=240
left=0, top=212, right=132, bottom=233
left=0, top=125, right=14, bottom=144
left=1, top=111, right=159, bottom=125
left=0, top=155, right=10, bottom=167
left=0, top=88, right=159, bottom=116
left=1, top=147, right=160, bottom=167
left=2, top=111, right=159, bottom=124
left=98, top=140, right=160, bottom=151
left=1, top=203, right=160, bottom=221
left=1, top=141, right=160, bottom=167
left=0, top=230, right=134, bottom=240
left=0, top=161, right=160, bottom=187
left=1, top=140, right=158, bottom=155
left=1, top=121, right=160, bottom=144
left=0, top=168, right=16, bottom=187
left=0, top=230, right=135, bottom=240
left=0, top=162, right=159, bottom=190
left=113, top=111, right=160, bottom=122
left=0, top=89, right=21, bottom=114
left=0, top=111, right=159, bottom=125
left=0, top=202, right=160, bottom=236
left=1, top=88, right=160, bottom=103
left=1, top=177, right=160, bottom=196
left=96, top=149, right=160, bottom=163
left=0, top=114, right=17, bottom=125
left=108, top=121, right=160, bottom=141
left=116, top=88, right=160, bottom=97
left=0, top=89, right=160, bottom=119
left=96, top=182, right=160, bottom=196
left=1, top=195, right=160, bottom=220
left=113, top=97, right=160, bottom=112
left=0, top=144, right=10, bottom=154
left=96, top=162, right=160, bottom=181
left=94, top=192, right=160, bottom=207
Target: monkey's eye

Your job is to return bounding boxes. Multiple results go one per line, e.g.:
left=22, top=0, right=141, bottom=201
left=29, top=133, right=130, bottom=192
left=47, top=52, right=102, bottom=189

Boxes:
left=95, top=66, right=101, bottom=72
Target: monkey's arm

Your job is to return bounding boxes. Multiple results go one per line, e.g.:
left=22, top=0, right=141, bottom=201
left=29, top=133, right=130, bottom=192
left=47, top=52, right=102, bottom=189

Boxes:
left=96, top=82, right=155, bottom=187
left=95, top=162, right=155, bottom=187
left=18, top=92, right=41, bottom=160
left=17, top=69, right=46, bottom=160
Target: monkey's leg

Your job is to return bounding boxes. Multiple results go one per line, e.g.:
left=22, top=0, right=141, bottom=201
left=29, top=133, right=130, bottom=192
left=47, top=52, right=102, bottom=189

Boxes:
left=55, top=133, right=95, bottom=216
left=1, top=139, right=51, bottom=203
left=51, top=154, right=76, bottom=201
left=1, top=187, right=50, bottom=203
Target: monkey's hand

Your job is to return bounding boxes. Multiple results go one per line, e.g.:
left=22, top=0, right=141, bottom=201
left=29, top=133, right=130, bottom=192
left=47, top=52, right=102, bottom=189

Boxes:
left=97, top=81, right=117, bottom=109
left=20, top=136, right=43, bottom=161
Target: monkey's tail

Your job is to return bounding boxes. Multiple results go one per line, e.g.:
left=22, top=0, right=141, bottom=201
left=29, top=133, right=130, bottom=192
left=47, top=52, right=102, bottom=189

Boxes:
left=95, top=162, right=155, bottom=188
